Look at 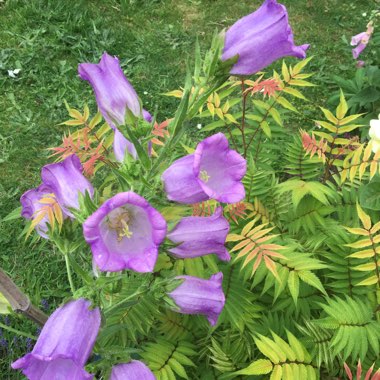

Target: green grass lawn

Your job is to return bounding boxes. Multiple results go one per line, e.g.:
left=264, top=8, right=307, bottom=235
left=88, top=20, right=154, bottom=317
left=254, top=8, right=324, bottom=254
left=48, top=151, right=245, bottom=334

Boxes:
left=0, top=0, right=371, bottom=377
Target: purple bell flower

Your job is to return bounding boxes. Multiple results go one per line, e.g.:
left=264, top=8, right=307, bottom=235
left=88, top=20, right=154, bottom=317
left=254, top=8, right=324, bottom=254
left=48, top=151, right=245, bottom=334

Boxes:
left=41, top=154, right=94, bottom=217
left=83, top=192, right=167, bottom=272
left=12, top=299, right=101, bottom=380
left=167, top=207, right=230, bottom=261
left=351, top=25, right=373, bottom=59
left=168, top=272, right=225, bottom=326
left=110, top=361, right=155, bottom=380
left=221, top=0, right=309, bottom=76
left=78, top=52, right=142, bottom=129
left=162, top=133, right=246, bottom=204
left=20, top=184, right=56, bottom=238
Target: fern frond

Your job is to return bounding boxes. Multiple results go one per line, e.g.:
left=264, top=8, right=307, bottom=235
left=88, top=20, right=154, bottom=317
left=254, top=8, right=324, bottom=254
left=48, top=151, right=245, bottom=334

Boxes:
left=142, top=338, right=197, bottom=379
left=314, top=296, right=380, bottom=361
left=227, top=220, right=287, bottom=279
left=233, top=330, right=318, bottom=379
left=344, top=203, right=380, bottom=287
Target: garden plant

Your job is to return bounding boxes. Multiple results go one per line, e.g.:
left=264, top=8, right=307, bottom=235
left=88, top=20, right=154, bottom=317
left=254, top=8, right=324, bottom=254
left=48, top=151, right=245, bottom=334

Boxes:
left=1, top=0, right=380, bottom=379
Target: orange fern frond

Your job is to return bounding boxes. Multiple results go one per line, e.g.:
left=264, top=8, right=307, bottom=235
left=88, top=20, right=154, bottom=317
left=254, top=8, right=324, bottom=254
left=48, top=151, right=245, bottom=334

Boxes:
left=224, top=202, right=250, bottom=224
left=343, top=360, right=380, bottom=380
left=301, top=129, right=327, bottom=161
left=192, top=200, right=218, bottom=217
left=227, top=220, right=286, bottom=279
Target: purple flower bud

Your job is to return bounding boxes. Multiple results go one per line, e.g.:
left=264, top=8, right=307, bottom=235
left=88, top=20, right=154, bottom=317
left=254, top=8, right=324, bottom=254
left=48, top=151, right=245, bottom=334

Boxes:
left=162, top=133, right=246, bottom=204
left=221, top=0, right=309, bottom=76
left=12, top=299, right=100, bottom=380
left=41, top=154, right=94, bottom=217
left=168, top=272, right=225, bottom=326
left=356, top=60, right=365, bottom=68
left=83, top=192, right=167, bottom=273
left=113, top=110, right=153, bottom=163
left=110, top=361, right=155, bottom=380
left=167, top=207, right=230, bottom=261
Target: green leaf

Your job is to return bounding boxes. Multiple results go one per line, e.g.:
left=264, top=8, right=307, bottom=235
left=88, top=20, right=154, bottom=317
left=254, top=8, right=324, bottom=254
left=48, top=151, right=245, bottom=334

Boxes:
left=287, top=271, right=299, bottom=304
left=2, top=207, right=22, bottom=222
left=276, top=96, right=298, bottom=112
left=0, top=293, right=11, bottom=315
left=234, top=359, right=273, bottom=375
left=298, top=270, right=326, bottom=294
left=359, top=179, right=380, bottom=210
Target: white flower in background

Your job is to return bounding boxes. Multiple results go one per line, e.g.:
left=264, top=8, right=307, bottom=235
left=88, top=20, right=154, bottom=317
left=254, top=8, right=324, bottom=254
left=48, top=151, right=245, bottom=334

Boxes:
left=197, top=123, right=202, bottom=130
left=369, top=115, right=380, bottom=153
left=8, top=69, right=21, bottom=78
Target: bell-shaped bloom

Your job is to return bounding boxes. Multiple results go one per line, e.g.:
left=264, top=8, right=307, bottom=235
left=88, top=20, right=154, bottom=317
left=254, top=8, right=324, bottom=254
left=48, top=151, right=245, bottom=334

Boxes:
left=20, top=184, right=56, bottom=239
left=110, top=361, right=155, bottom=380
left=351, top=23, right=374, bottom=60
left=162, top=133, right=246, bottom=204
left=83, top=192, right=167, bottom=272
left=41, top=154, right=94, bottom=217
left=168, top=272, right=225, bottom=326
left=113, top=110, right=153, bottom=162
left=167, top=207, right=230, bottom=261
left=221, top=0, right=309, bottom=76
left=12, top=299, right=101, bottom=380
left=78, top=52, right=142, bottom=129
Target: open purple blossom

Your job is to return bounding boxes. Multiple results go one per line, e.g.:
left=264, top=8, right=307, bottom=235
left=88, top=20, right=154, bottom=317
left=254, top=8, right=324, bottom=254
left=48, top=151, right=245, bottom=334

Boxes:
left=162, top=133, right=246, bottom=204
left=351, top=23, right=374, bottom=59
left=12, top=299, right=100, bottom=380
left=41, top=154, right=94, bottom=217
left=167, top=207, right=230, bottom=261
left=83, top=192, right=167, bottom=272
left=110, top=361, right=156, bottom=380
left=20, top=184, right=56, bottom=238
left=221, top=0, right=309, bottom=76
left=168, top=272, right=225, bottom=326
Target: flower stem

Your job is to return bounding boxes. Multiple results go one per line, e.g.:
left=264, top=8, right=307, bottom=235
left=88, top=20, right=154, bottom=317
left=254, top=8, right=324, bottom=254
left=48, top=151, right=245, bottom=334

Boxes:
left=241, top=79, right=248, bottom=157
left=0, top=321, right=37, bottom=340
left=64, top=253, right=76, bottom=294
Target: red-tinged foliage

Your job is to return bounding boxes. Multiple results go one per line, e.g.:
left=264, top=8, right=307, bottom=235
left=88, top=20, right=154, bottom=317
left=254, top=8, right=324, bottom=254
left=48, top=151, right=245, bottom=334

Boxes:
left=245, top=77, right=282, bottom=98
left=224, top=202, right=249, bottom=224
left=343, top=360, right=380, bottom=380
left=301, top=129, right=327, bottom=161
left=192, top=201, right=217, bottom=217
left=152, top=119, right=171, bottom=145
left=49, top=130, right=105, bottom=177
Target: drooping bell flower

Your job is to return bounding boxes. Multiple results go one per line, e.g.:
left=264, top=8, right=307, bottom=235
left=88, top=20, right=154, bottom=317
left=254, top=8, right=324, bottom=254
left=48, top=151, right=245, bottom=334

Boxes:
left=168, top=272, right=225, bottom=326
left=162, top=133, right=246, bottom=204
left=78, top=52, right=143, bottom=129
left=113, top=110, right=153, bottom=162
left=41, top=154, right=94, bottom=217
left=110, top=361, right=156, bottom=380
left=12, top=298, right=101, bottom=380
left=351, top=22, right=374, bottom=59
left=221, top=0, right=309, bottom=76
left=167, top=207, right=230, bottom=261
left=20, top=184, right=57, bottom=239
left=83, top=191, right=167, bottom=272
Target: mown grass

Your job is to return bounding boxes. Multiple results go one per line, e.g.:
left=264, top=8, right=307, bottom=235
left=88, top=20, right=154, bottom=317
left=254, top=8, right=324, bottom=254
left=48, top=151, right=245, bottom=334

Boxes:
left=0, top=0, right=371, bottom=377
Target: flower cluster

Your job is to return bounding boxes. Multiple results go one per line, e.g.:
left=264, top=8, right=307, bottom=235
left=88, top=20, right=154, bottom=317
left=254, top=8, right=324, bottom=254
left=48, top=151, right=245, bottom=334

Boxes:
left=351, top=21, right=374, bottom=60
left=14, top=0, right=310, bottom=378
